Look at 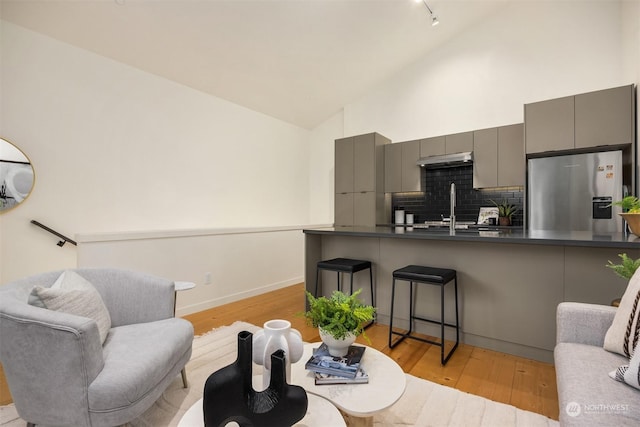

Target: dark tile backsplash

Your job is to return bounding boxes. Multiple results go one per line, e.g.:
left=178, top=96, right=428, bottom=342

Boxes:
left=391, top=165, right=524, bottom=226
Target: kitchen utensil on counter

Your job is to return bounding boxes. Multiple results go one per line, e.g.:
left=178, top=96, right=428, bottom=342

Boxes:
left=406, top=213, right=414, bottom=225
left=395, top=210, right=405, bottom=225
left=477, top=207, right=499, bottom=225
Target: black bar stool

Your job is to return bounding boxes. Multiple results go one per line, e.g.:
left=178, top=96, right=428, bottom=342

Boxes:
left=388, top=265, right=459, bottom=365
left=314, top=258, right=375, bottom=308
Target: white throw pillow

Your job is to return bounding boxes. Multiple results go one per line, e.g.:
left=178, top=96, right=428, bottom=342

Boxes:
left=610, top=342, right=640, bottom=390
left=29, top=270, right=112, bottom=344
left=604, top=268, right=640, bottom=357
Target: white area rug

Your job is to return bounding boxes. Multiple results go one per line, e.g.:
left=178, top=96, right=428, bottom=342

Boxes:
left=0, top=321, right=558, bottom=426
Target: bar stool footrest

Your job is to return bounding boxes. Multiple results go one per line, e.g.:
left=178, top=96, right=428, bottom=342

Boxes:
left=411, top=315, right=458, bottom=330
left=389, top=331, right=459, bottom=364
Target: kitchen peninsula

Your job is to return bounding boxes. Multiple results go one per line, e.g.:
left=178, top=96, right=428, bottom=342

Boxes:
left=303, top=226, right=640, bottom=363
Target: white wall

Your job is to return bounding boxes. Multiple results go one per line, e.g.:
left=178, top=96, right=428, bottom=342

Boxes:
left=0, top=21, right=311, bottom=283
left=343, top=1, right=629, bottom=141
left=76, top=227, right=306, bottom=317
left=307, top=111, right=343, bottom=225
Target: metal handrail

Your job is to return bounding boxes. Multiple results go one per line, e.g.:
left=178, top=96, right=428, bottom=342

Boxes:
left=30, top=220, right=77, bottom=247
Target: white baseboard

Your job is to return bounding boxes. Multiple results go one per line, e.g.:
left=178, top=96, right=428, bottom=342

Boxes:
left=175, top=276, right=304, bottom=317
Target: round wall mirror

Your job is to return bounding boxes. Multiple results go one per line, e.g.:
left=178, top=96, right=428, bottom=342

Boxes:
left=0, top=137, right=35, bottom=212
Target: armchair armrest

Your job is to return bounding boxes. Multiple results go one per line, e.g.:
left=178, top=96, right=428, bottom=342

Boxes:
left=0, top=298, right=104, bottom=424
left=556, top=302, right=617, bottom=347
left=77, top=269, right=175, bottom=327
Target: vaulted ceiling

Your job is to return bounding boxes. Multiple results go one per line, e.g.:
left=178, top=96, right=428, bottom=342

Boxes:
left=1, top=0, right=509, bottom=129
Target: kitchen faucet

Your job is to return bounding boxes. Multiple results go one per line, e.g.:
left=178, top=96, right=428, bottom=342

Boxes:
left=450, top=182, right=456, bottom=234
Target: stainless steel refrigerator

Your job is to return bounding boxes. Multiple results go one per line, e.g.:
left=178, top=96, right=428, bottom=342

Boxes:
left=527, top=150, right=624, bottom=233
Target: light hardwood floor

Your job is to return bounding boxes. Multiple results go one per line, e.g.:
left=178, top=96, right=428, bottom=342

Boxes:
left=184, top=283, right=560, bottom=421
left=0, top=283, right=560, bottom=421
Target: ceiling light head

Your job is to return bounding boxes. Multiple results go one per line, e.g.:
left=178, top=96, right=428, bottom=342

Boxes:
left=418, top=0, right=440, bottom=27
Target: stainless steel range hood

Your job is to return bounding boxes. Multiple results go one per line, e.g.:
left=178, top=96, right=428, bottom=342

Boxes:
left=416, top=152, right=473, bottom=168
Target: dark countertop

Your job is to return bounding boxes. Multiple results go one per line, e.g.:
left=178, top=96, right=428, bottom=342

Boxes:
left=303, top=225, right=640, bottom=249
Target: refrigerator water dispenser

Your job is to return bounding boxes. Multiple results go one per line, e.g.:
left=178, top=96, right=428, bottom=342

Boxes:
left=592, top=196, right=613, bottom=220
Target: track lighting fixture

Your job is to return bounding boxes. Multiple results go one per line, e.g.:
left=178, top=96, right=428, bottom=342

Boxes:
left=416, top=0, right=440, bottom=26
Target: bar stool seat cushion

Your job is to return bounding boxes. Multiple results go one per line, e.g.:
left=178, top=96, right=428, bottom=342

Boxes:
left=392, top=265, right=456, bottom=284
left=317, top=258, right=372, bottom=273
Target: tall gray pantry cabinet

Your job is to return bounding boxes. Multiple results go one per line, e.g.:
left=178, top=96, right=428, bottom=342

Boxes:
left=334, top=133, right=390, bottom=226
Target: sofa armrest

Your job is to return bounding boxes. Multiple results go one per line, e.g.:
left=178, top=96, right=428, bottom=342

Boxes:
left=0, top=298, right=104, bottom=425
left=556, top=302, right=617, bottom=347
left=77, top=269, right=175, bottom=327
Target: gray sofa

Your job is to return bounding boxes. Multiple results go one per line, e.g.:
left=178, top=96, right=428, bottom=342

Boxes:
left=555, top=302, right=640, bottom=426
left=0, top=268, right=194, bottom=427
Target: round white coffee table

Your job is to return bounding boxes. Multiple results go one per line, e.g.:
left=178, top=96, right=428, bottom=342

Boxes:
left=291, top=343, right=406, bottom=427
left=178, top=393, right=346, bottom=427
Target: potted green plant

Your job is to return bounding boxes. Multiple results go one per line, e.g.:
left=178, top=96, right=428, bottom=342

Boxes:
left=612, top=195, right=640, bottom=213
left=490, top=199, right=518, bottom=226
left=606, top=253, right=640, bottom=280
left=303, top=289, right=375, bottom=356
left=612, top=196, right=640, bottom=237
left=606, top=253, right=640, bottom=306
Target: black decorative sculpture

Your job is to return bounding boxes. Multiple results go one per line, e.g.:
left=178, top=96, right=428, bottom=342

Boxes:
left=203, top=330, right=308, bottom=427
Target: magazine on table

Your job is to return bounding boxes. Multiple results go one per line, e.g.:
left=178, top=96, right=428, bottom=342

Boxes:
left=305, top=343, right=365, bottom=379
left=314, top=367, right=369, bottom=385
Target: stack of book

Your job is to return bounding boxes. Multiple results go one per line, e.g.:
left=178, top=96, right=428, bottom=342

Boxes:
left=304, top=343, right=369, bottom=385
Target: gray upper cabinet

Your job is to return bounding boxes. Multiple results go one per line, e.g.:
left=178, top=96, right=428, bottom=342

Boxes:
left=385, top=140, right=421, bottom=193
left=384, top=144, right=402, bottom=193
left=473, top=128, right=498, bottom=188
left=401, top=140, right=421, bottom=192
left=335, top=134, right=378, bottom=194
left=525, top=95, right=574, bottom=154
left=525, top=85, right=634, bottom=154
left=420, top=136, right=445, bottom=157
left=473, top=124, right=525, bottom=189
left=575, top=85, right=634, bottom=149
left=498, top=123, right=525, bottom=186
left=335, top=137, right=354, bottom=193
left=445, top=132, right=473, bottom=153
left=354, top=134, right=376, bottom=192
left=334, top=132, right=390, bottom=226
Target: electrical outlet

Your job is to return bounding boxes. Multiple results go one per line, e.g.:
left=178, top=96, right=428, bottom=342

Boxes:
left=204, top=272, right=212, bottom=285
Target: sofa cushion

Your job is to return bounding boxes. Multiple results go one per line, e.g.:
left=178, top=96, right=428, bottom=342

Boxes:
left=604, top=269, right=640, bottom=357
left=555, top=342, right=640, bottom=426
left=88, top=317, right=193, bottom=412
left=29, top=270, right=112, bottom=344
